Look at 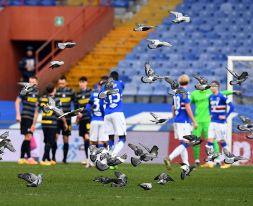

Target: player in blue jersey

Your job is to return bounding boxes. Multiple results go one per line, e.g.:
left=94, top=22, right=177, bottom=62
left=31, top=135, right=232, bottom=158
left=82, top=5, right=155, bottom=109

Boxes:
left=164, top=75, right=198, bottom=171
left=101, top=71, right=126, bottom=156
left=205, top=81, right=235, bottom=166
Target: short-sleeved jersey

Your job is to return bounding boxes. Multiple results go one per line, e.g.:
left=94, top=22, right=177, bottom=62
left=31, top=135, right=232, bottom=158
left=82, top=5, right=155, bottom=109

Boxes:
left=75, top=88, right=92, bottom=121
left=55, top=87, right=75, bottom=115
left=102, top=80, right=124, bottom=115
left=86, top=91, right=104, bottom=121
left=39, top=95, right=61, bottom=128
left=173, top=87, right=191, bottom=123
left=19, top=91, right=39, bottom=120
left=209, top=93, right=231, bottom=123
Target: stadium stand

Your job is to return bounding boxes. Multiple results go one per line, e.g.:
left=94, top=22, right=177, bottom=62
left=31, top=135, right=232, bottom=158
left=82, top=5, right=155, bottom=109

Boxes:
left=114, top=0, right=253, bottom=100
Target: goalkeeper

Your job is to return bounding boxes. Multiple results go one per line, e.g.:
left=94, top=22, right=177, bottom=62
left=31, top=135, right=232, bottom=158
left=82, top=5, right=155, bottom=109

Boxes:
left=190, top=89, right=240, bottom=168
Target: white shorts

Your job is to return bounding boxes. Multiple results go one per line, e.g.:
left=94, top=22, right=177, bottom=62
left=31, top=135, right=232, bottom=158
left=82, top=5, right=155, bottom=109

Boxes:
left=90, top=121, right=108, bottom=142
left=104, top=112, right=126, bottom=136
left=174, top=123, right=192, bottom=141
left=208, top=122, right=227, bottom=142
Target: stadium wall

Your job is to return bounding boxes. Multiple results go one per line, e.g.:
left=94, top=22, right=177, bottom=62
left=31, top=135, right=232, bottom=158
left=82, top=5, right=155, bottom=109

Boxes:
left=0, top=6, right=114, bottom=100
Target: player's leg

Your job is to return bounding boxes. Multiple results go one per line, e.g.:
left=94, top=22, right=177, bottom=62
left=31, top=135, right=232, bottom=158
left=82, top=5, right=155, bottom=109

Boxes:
left=203, top=123, right=216, bottom=168
left=41, top=128, right=52, bottom=166
left=62, top=119, right=72, bottom=164
left=104, top=114, right=115, bottom=149
left=111, top=112, right=127, bottom=156
left=83, top=120, right=90, bottom=162
left=98, top=121, right=108, bottom=149
left=192, top=122, right=203, bottom=165
left=86, top=121, right=98, bottom=168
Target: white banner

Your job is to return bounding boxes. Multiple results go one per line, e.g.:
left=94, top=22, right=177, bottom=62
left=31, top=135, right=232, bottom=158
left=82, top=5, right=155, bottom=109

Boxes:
left=0, top=129, right=169, bottom=163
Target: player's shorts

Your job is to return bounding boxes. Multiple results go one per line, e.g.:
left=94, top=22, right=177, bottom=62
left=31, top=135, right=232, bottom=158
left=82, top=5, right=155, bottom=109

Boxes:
left=79, top=119, right=90, bottom=137
left=90, top=120, right=108, bottom=142
left=174, top=123, right=192, bottom=141
left=208, top=122, right=227, bottom=142
left=20, top=117, right=33, bottom=135
left=57, top=119, right=71, bottom=136
left=42, top=127, right=57, bottom=144
left=104, top=112, right=126, bottom=136
left=192, top=122, right=210, bottom=139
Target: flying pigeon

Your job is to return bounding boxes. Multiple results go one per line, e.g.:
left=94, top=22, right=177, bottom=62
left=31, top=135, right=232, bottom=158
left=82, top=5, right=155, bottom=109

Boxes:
left=58, top=107, right=84, bottom=119
left=98, top=78, right=118, bottom=99
left=193, top=74, right=211, bottom=91
left=49, top=61, right=64, bottom=69
left=141, top=62, right=163, bottom=84
left=183, top=135, right=202, bottom=146
left=165, top=77, right=187, bottom=99
left=18, top=173, right=43, bottom=187
left=18, top=82, right=37, bottom=96
left=57, top=42, right=76, bottom=50
left=180, top=164, right=195, bottom=180
left=89, top=145, right=104, bottom=162
left=204, top=144, right=219, bottom=162
left=150, top=112, right=169, bottom=124
left=154, top=173, right=174, bottom=185
left=42, top=96, right=64, bottom=117
left=128, top=143, right=158, bottom=167
left=226, top=67, right=248, bottom=85
left=96, top=153, right=127, bottom=171
left=0, top=131, right=16, bottom=160
left=170, top=11, right=190, bottom=23
left=133, top=23, right=155, bottom=32
left=223, top=151, right=248, bottom=164
left=139, top=183, right=152, bottom=190
left=147, top=39, right=172, bottom=49
left=237, top=115, right=253, bottom=139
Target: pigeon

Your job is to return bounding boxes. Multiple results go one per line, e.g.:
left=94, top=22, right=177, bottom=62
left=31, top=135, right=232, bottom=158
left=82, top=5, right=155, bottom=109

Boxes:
left=193, top=74, right=211, bottom=91
left=58, top=107, right=84, bottom=119
left=49, top=61, right=64, bottom=69
left=204, top=144, right=219, bottom=162
left=0, top=131, right=16, bottom=160
left=18, top=173, right=43, bottom=187
left=98, top=77, right=118, bottom=99
left=237, top=115, right=253, bottom=139
left=139, top=183, right=152, bottom=190
left=18, top=82, right=37, bottom=96
left=165, top=77, right=187, bottom=99
left=223, top=149, right=248, bottom=164
left=183, top=135, right=202, bottom=146
left=170, top=11, right=190, bottom=23
left=141, top=62, right=163, bottom=84
left=94, top=172, right=128, bottom=187
left=89, top=145, right=104, bottom=162
left=57, top=42, right=76, bottom=50
left=154, top=173, right=174, bottom=185
left=147, top=39, right=172, bottom=49
left=128, top=143, right=158, bottom=167
left=226, top=67, right=248, bottom=85
left=96, top=153, right=127, bottom=171
left=150, top=112, right=169, bottom=124
left=42, top=96, right=64, bottom=117
left=133, top=23, right=155, bottom=31
left=180, top=164, right=195, bottom=180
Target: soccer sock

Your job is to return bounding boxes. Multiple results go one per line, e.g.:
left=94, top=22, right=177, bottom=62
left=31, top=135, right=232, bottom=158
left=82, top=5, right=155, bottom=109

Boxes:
left=21, top=140, right=26, bottom=158
left=52, top=142, right=57, bottom=161
left=169, top=144, right=185, bottom=161
left=193, top=143, right=200, bottom=162
left=84, top=140, right=89, bottom=159
left=181, top=143, right=189, bottom=166
left=63, top=143, right=69, bottom=162
left=43, top=143, right=51, bottom=161
left=213, top=140, right=219, bottom=154
left=108, top=135, right=115, bottom=149
left=112, top=136, right=126, bottom=156
left=25, top=140, right=31, bottom=158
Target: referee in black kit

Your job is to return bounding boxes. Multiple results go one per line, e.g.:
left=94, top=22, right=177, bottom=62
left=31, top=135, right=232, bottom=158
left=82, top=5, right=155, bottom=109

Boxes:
left=75, top=76, right=92, bottom=165
left=15, top=76, right=39, bottom=165
left=55, top=75, right=75, bottom=163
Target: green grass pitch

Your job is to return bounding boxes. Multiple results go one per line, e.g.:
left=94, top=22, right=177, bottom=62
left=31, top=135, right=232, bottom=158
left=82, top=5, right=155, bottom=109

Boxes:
left=0, top=163, right=252, bottom=206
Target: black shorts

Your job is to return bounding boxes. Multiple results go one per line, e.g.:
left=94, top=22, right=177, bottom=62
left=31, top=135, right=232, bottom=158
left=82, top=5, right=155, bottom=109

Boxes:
left=79, top=119, right=90, bottom=137
left=20, top=117, right=33, bottom=135
left=42, top=127, right=57, bottom=144
left=57, top=119, right=71, bottom=136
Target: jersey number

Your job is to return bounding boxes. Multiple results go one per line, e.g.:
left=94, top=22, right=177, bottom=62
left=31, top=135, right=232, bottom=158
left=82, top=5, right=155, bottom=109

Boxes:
left=173, top=96, right=181, bottom=110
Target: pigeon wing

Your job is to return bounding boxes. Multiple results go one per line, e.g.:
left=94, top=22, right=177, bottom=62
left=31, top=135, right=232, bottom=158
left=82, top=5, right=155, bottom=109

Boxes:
left=226, top=67, right=237, bottom=78
left=238, top=115, right=252, bottom=124
left=239, top=72, right=248, bottom=80
left=0, top=131, right=9, bottom=140
left=48, top=96, right=56, bottom=107
left=18, top=173, right=37, bottom=184
left=150, top=112, right=159, bottom=120
left=53, top=107, right=64, bottom=117
left=5, top=141, right=16, bottom=152
left=144, top=62, right=155, bottom=76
